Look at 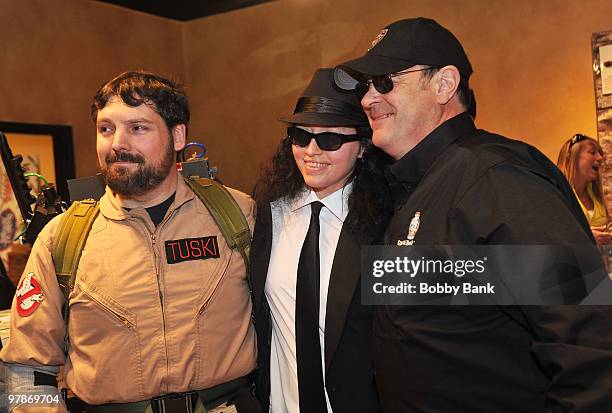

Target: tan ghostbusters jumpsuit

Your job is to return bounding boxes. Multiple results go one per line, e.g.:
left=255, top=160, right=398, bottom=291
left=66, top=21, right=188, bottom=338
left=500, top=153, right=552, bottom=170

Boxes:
left=0, top=173, right=256, bottom=410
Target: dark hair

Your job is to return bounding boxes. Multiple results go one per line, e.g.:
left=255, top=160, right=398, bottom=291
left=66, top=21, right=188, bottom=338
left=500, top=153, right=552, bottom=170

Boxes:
left=420, top=67, right=472, bottom=112
left=253, top=127, right=394, bottom=241
left=91, top=71, right=190, bottom=131
left=467, top=88, right=476, bottom=119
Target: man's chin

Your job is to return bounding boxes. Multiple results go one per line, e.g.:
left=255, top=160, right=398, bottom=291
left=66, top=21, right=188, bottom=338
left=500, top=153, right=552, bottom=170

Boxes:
left=100, top=156, right=174, bottom=198
left=102, top=168, right=170, bottom=198
left=106, top=178, right=141, bottom=197
left=102, top=169, right=143, bottom=196
left=107, top=163, right=139, bottom=173
left=106, top=177, right=138, bottom=196
left=372, top=132, right=391, bottom=150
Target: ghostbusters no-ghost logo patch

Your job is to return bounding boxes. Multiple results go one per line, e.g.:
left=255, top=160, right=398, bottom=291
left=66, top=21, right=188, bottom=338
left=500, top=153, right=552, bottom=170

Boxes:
left=15, top=271, right=45, bottom=317
left=368, top=28, right=388, bottom=51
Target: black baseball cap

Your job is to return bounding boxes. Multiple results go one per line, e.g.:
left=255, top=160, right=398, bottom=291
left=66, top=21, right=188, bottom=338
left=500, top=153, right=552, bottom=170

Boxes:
left=280, top=68, right=369, bottom=126
left=334, top=17, right=473, bottom=90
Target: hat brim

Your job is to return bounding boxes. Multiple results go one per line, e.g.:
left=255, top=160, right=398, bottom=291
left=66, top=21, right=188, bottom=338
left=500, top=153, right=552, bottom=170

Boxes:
left=278, top=112, right=369, bottom=127
left=335, top=54, right=419, bottom=89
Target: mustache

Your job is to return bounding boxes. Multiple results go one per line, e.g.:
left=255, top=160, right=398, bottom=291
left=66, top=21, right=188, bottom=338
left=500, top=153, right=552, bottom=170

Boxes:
left=105, top=151, right=145, bottom=164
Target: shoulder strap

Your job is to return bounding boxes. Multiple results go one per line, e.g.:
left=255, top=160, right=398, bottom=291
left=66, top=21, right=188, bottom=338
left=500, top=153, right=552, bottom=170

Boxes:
left=183, top=176, right=251, bottom=270
left=53, top=199, right=100, bottom=321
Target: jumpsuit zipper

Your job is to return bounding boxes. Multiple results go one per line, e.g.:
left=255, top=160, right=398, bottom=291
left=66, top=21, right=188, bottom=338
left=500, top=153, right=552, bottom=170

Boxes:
left=135, top=208, right=176, bottom=393
left=197, top=254, right=233, bottom=315
left=79, top=285, right=134, bottom=329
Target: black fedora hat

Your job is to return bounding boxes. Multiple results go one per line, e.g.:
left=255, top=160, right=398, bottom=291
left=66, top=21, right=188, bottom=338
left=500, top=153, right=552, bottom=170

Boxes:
left=280, top=68, right=369, bottom=126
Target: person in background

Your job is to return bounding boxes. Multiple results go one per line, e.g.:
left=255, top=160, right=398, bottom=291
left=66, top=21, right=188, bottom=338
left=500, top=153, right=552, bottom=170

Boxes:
left=557, top=133, right=611, bottom=245
left=250, top=68, right=392, bottom=412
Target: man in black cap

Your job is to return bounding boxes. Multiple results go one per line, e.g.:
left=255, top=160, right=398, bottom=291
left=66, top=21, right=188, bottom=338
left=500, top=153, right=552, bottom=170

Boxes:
left=334, top=17, right=612, bottom=412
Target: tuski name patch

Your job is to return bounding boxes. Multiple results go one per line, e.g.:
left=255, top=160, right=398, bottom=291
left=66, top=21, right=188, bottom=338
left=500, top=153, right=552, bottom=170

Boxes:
left=165, top=236, right=220, bottom=264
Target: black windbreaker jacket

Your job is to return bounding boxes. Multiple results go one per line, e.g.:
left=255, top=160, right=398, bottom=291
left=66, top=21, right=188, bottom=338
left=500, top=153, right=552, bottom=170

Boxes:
left=376, top=112, right=612, bottom=412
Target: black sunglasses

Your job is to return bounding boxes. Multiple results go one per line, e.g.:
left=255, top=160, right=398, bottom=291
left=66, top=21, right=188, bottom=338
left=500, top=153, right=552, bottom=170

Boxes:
left=355, top=66, right=440, bottom=97
left=569, top=134, right=588, bottom=149
left=288, top=127, right=362, bottom=151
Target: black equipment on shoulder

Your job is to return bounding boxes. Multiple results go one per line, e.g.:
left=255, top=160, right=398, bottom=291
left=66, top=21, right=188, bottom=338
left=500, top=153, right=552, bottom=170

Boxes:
left=0, top=131, right=67, bottom=245
left=0, top=132, right=66, bottom=308
left=177, top=141, right=218, bottom=181
left=0, top=132, right=36, bottom=224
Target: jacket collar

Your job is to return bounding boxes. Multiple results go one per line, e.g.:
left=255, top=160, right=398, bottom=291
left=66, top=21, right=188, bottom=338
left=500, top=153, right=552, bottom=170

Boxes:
left=99, top=171, right=195, bottom=220
left=387, top=112, right=475, bottom=203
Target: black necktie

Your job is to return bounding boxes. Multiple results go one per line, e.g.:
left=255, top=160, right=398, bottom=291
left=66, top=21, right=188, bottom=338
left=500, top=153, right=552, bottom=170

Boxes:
left=296, top=201, right=328, bottom=413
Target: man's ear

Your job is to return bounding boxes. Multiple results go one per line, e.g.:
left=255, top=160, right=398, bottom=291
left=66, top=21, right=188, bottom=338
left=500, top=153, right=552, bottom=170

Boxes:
left=172, top=124, right=187, bottom=152
left=434, top=65, right=461, bottom=105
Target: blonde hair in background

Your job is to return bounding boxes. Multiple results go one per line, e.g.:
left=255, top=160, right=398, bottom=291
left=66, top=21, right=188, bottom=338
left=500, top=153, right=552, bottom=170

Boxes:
left=556, top=134, right=603, bottom=202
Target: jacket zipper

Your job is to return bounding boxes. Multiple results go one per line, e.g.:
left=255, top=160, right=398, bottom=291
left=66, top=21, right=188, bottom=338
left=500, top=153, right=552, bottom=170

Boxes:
left=79, top=286, right=134, bottom=329
left=150, top=207, right=181, bottom=392
left=197, top=254, right=233, bottom=316
left=134, top=210, right=174, bottom=393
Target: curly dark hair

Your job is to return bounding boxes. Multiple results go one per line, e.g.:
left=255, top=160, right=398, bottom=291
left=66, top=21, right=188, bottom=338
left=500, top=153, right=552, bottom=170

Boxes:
left=253, top=128, right=394, bottom=241
left=91, top=70, right=190, bottom=132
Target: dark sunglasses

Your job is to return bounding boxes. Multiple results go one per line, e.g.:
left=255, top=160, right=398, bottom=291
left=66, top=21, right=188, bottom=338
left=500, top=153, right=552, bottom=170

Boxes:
left=569, top=133, right=588, bottom=149
left=288, top=127, right=361, bottom=151
left=355, top=66, right=440, bottom=97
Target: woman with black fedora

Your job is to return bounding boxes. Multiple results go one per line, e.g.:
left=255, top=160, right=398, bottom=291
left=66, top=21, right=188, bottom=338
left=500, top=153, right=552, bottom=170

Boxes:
left=250, top=68, right=392, bottom=412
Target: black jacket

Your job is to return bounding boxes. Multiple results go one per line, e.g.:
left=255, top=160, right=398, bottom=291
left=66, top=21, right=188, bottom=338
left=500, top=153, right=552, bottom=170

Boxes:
left=376, top=113, right=612, bottom=412
left=250, top=201, right=381, bottom=412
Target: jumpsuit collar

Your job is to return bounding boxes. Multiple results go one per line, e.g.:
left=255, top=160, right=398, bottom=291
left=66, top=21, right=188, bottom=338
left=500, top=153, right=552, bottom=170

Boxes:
left=99, top=171, right=196, bottom=221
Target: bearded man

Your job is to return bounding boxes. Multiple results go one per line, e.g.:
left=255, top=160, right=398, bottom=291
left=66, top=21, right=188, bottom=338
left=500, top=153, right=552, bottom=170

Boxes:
left=0, top=71, right=258, bottom=413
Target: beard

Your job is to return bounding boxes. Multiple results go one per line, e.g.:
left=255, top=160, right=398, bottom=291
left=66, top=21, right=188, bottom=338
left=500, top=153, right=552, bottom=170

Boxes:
left=100, top=146, right=176, bottom=197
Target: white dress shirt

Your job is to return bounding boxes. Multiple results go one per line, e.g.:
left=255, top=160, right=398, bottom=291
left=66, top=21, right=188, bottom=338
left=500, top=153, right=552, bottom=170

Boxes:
left=265, top=184, right=352, bottom=413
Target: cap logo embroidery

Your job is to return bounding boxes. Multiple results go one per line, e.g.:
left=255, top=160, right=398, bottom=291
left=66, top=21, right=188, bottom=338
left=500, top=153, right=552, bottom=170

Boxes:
left=16, top=272, right=45, bottom=317
left=368, top=29, right=388, bottom=51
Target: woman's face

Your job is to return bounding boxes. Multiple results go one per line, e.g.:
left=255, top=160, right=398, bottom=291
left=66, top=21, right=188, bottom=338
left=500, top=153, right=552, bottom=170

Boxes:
left=292, top=125, right=363, bottom=199
left=577, top=141, right=603, bottom=183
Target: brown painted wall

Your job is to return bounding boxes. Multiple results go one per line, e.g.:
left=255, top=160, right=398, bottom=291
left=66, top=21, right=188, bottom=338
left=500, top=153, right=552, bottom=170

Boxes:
left=2, top=0, right=612, bottom=194
left=0, top=0, right=183, bottom=179
left=183, top=0, right=612, bottom=192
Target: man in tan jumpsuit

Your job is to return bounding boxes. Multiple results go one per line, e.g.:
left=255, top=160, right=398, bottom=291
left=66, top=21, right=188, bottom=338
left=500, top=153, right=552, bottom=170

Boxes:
left=0, top=71, right=257, bottom=413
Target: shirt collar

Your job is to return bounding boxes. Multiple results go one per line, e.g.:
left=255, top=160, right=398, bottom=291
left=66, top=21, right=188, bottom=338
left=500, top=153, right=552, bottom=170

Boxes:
left=387, top=112, right=475, bottom=201
left=290, top=181, right=353, bottom=222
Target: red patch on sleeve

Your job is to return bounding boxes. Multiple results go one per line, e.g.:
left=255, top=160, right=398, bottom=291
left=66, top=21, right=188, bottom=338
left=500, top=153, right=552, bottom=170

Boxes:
left=15, top=272, right=45, bottom=317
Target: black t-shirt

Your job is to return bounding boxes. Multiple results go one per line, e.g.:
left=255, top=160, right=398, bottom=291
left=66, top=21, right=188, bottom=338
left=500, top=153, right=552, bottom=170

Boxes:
left=124, top=193, right=176, bottom=227
left=146, top=193, right=176, bottom=227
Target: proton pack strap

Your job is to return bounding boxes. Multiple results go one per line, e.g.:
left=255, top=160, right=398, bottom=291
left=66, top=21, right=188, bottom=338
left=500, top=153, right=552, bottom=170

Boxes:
left=183, top=176, right=251, bottom=269
left=53, top=199, right=100, bottom=321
